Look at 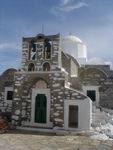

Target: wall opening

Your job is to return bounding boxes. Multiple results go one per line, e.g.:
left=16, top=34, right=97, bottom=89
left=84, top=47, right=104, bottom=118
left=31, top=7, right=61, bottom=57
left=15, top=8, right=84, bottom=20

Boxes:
left=87, top=90, right=96, bottom=102
left=43, top=62, right=50, bottom=71
left=29, top=41, right=36, bottom=60
left=69, top=105, right=78, bottom=128
left=44, top=41, right=51, bottom=59
left=35, top=94, right=47, bottom=123
left=7, top=91, right=13, bottom=100
left=5, top=87, right=13, bottom=102
left=28, top=63, right=35, bottom=71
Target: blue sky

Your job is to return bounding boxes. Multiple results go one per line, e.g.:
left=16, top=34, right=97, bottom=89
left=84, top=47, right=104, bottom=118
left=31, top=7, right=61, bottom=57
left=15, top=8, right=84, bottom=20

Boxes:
left=0, top=0, right=113, bottom=74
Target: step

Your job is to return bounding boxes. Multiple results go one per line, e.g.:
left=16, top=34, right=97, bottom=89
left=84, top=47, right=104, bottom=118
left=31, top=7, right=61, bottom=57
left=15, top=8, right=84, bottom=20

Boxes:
left=92, top=114, right=108, bottom=118
left=92, top=109, right=101, bottom=113
left=92, top=104, right=111, bottom=127
left=17, top=126, right=55, bottom=133
left=92, top=115, right=109, bottom=119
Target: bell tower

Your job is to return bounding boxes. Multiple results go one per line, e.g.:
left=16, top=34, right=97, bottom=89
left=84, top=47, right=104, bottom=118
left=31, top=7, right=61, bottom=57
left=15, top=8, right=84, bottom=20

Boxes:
left=21, top=33, right=62, bottom=72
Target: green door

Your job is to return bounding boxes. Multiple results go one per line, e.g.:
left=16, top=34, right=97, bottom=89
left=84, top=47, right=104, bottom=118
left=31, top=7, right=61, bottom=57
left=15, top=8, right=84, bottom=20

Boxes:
left=35, top=94, right=47, bottom=123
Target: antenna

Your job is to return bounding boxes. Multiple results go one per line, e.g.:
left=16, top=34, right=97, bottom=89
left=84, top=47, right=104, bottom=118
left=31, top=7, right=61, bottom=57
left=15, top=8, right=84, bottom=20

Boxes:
left=42, top=24, right=44, bottom=34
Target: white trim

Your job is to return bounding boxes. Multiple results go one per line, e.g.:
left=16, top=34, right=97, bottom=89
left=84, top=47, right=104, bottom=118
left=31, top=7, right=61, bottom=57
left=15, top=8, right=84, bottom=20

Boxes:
left=4, top=87, right=13, bottom=104
left=64, top=99, right=91, bottom=130
left=29, top=88, right=52, bottom=128
left=82, top=85, right=100, bottom=105
left=65, top=86, right=88, bottom=98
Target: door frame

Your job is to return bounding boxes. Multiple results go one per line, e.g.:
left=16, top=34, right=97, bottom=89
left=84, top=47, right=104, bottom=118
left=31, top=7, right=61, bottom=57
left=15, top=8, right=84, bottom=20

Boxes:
left=64, top=99, right=91, bottom=130
left=31, top=88, right=51, bottom=127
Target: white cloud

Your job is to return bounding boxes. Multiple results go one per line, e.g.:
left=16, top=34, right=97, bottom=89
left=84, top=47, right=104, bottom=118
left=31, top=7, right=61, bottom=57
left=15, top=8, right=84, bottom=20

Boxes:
left=50, top=7, right=59, bottom=16
left=60, top=0, right=71, bottom=6
left=78, top=25, right=113, bottom=65
left=60, top=2, right=88, bottom=12
left=0, top=43, right=21, bottom=51
left=50, top=2, right=88, bottom=15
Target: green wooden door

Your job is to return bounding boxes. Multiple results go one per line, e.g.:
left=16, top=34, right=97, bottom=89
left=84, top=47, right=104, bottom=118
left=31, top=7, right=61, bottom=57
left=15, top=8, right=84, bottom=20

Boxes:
left=35, top=94, right=47, bottom=123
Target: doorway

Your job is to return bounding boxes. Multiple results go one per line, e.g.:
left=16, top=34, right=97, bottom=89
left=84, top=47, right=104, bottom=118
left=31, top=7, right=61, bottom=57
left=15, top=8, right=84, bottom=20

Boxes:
left=69, top=105, right=78, bottom=128
left=35, top=94, right=47, bottom=123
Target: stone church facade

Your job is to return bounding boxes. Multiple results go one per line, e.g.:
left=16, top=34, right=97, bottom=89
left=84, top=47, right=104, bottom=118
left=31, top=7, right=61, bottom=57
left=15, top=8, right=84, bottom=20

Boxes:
left=0, top=33, right=113, bottom=130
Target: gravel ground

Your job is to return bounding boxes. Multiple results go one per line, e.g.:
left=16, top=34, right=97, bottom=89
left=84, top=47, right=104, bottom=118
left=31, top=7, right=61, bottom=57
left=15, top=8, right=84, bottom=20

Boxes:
left=0, top=129, right=113, bottom=150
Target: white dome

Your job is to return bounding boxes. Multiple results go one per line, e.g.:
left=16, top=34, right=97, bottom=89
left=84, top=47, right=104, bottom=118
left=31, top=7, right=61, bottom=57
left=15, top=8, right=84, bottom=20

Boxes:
left=63, top=35, right=82, bottom=43
left=87, top=57, right=105, bottom=65
left=62, top=34, right=87, bottom=64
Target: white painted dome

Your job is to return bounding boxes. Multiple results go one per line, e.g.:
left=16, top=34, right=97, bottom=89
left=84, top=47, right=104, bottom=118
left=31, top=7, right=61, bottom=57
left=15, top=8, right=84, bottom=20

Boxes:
left=62, top=34, right=87, bottom=64
left=87, top=57, right=112, bottom=69
left=64, top=35, right=82, bottom=43
left=87, top=57, right=105, bottom=65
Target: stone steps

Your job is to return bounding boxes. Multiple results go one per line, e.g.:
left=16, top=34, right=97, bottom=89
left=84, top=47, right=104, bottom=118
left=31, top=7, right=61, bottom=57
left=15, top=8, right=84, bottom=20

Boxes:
left=92, top=105, right=110, bottom=127
left=93, top=113, right=108, bottom=118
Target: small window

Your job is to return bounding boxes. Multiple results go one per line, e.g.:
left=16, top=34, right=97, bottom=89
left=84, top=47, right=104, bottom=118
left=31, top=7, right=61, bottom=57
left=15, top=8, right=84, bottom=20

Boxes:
left=5, top=87, right=13, bottom=102
left=28, top=63, right=35, bottom=71
left=43, top=62, right=50, bottom=71
left=44, top=41, right=51, bottom=59
left=87, top=90, right=96, bottom=102
left=7, top=91, right=13, bottom=100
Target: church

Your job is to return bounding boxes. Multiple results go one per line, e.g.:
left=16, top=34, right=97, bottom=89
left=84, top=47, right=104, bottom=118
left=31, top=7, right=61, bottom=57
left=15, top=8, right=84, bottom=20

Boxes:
left=0, top=33, right=113, bottom=131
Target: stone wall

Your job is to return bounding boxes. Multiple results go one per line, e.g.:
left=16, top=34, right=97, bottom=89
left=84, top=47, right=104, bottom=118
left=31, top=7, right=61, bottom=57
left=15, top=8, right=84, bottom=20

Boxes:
left=12, top=71, right=66, bottom=126
left=78, top=65, right=113, bottom=109
left=21, top=34, right=62, bottom=72
left=0, top=69, right=16, bottom=113
left=12, top=69, right=88, bottom=127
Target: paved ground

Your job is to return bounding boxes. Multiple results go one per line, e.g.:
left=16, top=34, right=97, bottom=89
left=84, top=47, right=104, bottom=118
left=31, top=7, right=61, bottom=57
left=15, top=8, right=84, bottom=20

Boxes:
left=0, top=129, right=113, bottom=150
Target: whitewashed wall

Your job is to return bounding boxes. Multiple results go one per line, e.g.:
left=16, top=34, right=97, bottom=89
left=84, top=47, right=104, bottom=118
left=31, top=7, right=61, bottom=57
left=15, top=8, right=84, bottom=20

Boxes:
left=64, top=98, right=92, bottom=130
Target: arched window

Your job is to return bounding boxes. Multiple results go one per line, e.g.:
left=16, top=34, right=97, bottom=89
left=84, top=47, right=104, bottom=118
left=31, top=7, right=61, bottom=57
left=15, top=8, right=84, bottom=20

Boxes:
left=28, top=63, right=35, bottom=71
left=43, top=62, right=50, bottom=71
left=29, top=41, right=36, bottom=60
left=44, top=41, right=51, bottom=59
